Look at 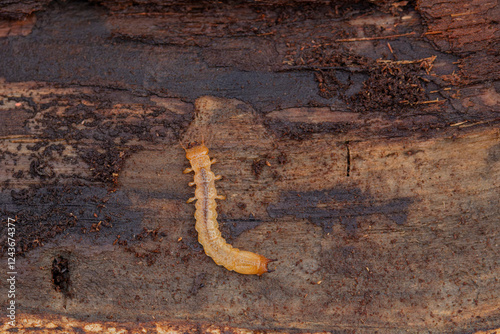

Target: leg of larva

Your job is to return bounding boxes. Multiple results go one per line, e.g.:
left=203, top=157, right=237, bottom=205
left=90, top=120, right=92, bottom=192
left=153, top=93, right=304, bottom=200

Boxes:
left=183, top=168, right=193, bottom=174
left=216, top=195, right=226, bottom=200
left=187, top=197, right=197, bottom=203
left=214, top=175, right=222, bottom=180
left=210, top=158, right=217, bottom=164
left=188, top=181, right=196, bottom=186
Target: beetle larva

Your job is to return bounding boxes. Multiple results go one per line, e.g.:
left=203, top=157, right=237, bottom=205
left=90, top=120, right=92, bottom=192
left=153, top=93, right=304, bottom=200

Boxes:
left=183, top=143, right=273, bottom=275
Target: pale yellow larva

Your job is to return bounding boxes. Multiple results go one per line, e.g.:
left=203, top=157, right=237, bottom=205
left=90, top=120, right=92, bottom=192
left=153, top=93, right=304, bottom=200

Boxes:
left=183, top=144, right=273, bottom=275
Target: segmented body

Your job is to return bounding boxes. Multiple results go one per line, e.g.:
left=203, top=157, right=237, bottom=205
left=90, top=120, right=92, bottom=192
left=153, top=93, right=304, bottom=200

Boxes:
left=184, top=144, right=272, bottom=275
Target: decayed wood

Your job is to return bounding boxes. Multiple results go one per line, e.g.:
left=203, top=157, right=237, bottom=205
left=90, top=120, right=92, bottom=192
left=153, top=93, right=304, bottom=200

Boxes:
left=0, top=0, right=49, bottom=20
left=0, top=0, right=499, bottom=333
left=0, top=88, right=498, bottom=333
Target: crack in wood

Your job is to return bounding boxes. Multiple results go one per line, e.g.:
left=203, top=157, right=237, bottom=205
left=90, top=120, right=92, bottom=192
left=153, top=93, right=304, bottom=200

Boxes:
left=346, top=141, right=351, bottom=177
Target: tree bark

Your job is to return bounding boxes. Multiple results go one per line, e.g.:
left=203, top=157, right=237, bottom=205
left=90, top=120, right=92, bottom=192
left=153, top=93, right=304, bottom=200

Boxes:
left=0, top=0, right=498, bottom=333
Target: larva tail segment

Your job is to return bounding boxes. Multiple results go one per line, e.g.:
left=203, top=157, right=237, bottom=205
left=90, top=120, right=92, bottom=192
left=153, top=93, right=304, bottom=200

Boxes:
left=257, top=257, right=277, bottom=276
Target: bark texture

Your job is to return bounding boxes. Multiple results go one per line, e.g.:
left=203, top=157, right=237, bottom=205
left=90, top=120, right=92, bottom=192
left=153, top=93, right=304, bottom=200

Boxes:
left=0, top=0, right=499, bottom=333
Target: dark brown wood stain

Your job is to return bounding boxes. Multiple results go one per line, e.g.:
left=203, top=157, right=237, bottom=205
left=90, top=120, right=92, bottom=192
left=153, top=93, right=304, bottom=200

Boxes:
left=0, top=0, right=498, bottom=333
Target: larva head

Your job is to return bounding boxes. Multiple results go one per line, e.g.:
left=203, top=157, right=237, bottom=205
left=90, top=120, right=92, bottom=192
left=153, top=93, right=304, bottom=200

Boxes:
left=185, top=143, right=209, bottom=160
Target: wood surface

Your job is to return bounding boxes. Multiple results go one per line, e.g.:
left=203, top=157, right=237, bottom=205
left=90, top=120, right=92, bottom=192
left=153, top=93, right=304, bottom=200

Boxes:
left=0, top=0, right=499, bottom=333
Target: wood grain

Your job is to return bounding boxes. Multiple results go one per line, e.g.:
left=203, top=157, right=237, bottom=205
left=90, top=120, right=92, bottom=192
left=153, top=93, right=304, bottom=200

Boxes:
left=0, top=0, right=499, bottom=333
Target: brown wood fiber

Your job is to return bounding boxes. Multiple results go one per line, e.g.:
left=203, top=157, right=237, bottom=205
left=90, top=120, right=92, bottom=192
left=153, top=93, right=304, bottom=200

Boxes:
left=0, top=0, right=499, bottom=333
